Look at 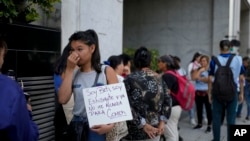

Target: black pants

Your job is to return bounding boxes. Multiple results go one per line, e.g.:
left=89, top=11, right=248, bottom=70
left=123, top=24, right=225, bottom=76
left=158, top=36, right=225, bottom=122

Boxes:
left=54, top=104, right=70, bottom=141
left=195, top=90, right=212, bottom=125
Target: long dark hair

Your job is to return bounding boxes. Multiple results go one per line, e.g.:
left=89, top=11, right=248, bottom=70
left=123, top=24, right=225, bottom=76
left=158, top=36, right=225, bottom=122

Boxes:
left=54, top=44, right=71, bottom=75
left=69, top=29, right=101, bottom=73
left=134, top=46, right=151, bottom=69
left=191, top=52, right=201, bottom=62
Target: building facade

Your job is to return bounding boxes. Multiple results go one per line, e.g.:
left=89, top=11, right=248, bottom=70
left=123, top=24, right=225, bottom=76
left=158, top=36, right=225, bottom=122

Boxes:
left=34, top=0, right=250, bottom=68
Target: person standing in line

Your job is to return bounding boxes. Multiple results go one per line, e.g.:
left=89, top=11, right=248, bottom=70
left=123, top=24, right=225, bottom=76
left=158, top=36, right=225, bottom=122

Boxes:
left=104, top=55, right=129, bottom=141
left=123, top=47, right=172, bottom=141
left=58, top=29, right=118, bottom=141
left=173, top=56, right=186, bottom=76
left=208, top=39, right=244, bottom=141
left=105, top=55, right=125, bottom=82
left=170, top=55, right=185, bottom=141
left=120, top=53, right=132, bottom=78
left=0, top=39, right=39, bottom=141
left=191, top=55, right=212, bottom=133
left=236, top=56, right=250, bottom=120
left=53, top=44, right=76, bottom=141
left=187, top=52, right=201, bottom=126
left=243, top=56, right=250, bottom=121
left=157, top=54, right=182, bottom=141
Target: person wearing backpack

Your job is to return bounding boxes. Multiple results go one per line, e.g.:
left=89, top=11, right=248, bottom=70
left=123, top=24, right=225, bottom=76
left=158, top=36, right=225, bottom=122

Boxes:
left=158, top=54, right=190, bottom=141
left=208, top=39, right=244, bottom=141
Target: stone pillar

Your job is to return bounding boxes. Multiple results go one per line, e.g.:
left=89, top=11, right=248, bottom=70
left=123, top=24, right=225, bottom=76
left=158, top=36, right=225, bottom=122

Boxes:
left=228, top=0, right=241, bottom=55
left=61, top=0, right=80, bottom=52
left=211, top=0, right=230, bottom=55
left=61, top=0, right=123, bottom=61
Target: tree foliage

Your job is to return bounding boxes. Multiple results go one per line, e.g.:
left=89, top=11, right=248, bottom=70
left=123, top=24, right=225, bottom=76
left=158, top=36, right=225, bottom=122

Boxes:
left=0, top=0, right=60, bottom=23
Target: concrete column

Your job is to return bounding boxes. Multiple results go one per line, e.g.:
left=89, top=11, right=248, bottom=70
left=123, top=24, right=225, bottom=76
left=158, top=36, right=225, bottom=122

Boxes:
left=229, top=0, right=241, bottom=40
left=61, top=0, right=123, bottom=61
left=61, top=0, right=80, bottom=52
left=228, top=0, right=241, bottom=55
left=211, top=0, right=230, bottom=55
left=240, top=0, right=250, bottom=57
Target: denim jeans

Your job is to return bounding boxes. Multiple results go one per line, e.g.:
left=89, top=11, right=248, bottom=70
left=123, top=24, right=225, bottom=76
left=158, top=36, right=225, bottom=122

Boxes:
left=212, top=93, right=237, bottom=141
left=236, top=102, right=243, bottom=117
left=245, top=83, right=250, bottom=117
left=189, top=103, right=196, bottom=119
left=236, top=83, right=250, bottom=118
left=71, top=116, right=106, bottom=141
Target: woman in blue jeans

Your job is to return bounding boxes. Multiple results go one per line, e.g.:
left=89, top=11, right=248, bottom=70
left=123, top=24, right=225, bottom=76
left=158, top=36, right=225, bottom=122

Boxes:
left=244, top=83, right=250, bottom=120
left=58, top=29, right=118, bottom=141
left=236, top=56, right=250, bottom=120
left=237, top=81, right=250, bottom=120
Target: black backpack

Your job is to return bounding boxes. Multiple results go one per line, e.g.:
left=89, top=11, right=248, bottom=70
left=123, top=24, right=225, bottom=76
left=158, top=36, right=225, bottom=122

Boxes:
left=212, top=55, right=236, bottom=102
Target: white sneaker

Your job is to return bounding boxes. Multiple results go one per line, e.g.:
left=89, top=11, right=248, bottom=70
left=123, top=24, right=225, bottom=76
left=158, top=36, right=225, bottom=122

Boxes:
left=190, top=118, right=196, bottom=125
left=203, top=118, right=208, bottom=124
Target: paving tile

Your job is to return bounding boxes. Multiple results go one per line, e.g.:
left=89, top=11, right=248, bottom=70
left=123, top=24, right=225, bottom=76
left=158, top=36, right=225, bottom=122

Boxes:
left=178, top=103, right=249, bottom=141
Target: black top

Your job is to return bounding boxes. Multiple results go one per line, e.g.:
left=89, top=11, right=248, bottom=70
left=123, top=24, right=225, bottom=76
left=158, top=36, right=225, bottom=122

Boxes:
left=162, top=73, right=179, bottom=106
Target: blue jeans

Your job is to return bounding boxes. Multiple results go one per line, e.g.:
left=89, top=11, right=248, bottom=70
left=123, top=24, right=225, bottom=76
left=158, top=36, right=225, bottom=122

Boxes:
left=236, top=102, right=243, bottom=117
left=189, top=103, right=196, bottom=119
left=71, top=116, right=106, bottom=141
left=245, top=83, right=250, bottom=117
left=236, top=84, right=250, bottom=118
left=212, top=93, right=237, bottom=141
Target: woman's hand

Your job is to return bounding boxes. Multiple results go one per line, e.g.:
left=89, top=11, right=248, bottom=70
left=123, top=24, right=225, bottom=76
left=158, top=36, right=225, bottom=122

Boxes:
left=90, top=123, right=115, bottom=135
left=143, top=124, right=159, bottom=139
left=157, top=121, right=165, bottom=135
left=27, top=103, right=32, bottom=112
left=67, top=52, right=80, bottom=70
left=199, top=67, right=205, bottom=72
left=208, top=93, right=212, bottom=104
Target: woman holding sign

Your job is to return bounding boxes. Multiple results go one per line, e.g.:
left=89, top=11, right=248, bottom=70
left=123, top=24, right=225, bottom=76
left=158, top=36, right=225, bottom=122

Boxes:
left=58, top=29, right=118, bottom=141
left=123, top=47, right=172, bottom=141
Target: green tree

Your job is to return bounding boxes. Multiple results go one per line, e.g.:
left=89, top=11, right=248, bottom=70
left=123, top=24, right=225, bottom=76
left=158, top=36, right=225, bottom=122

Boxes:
left=0, top=0, right=60, bottom=23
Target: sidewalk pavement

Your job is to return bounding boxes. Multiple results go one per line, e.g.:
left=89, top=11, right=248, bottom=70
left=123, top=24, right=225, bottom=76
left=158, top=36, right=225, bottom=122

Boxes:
left=178, top=102, right=250, bottom=141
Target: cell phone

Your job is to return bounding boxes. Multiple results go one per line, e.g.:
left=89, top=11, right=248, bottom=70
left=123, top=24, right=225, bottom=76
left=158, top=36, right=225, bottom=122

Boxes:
left=7, top=69, right=16, bottom=81
left=24, top=92, right=31, bottom=105
left=24, top=92, right=30, bottom=101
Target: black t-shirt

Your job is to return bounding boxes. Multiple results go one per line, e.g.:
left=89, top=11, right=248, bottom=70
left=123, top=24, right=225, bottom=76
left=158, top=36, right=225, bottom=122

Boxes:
left=162, top=73, right=179, bottom=106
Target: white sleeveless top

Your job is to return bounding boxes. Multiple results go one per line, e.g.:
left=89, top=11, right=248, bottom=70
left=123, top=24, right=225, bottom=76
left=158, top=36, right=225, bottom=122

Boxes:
left=72, top=65, right=107, bottom=117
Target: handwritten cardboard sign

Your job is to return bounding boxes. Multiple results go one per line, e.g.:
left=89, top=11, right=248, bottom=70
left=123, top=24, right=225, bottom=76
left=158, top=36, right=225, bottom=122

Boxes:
left=82, top=83, right=132, bottom=127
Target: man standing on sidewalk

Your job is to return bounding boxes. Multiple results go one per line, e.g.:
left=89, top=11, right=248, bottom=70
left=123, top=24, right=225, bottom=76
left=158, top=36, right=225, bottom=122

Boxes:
left=208, top=39, right=244, bottom=141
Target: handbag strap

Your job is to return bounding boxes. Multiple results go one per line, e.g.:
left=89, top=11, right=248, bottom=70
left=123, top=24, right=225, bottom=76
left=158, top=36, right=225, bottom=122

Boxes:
left=161, top=78, right=167, bottom=94
left=93, top=72, right=100, bottom=86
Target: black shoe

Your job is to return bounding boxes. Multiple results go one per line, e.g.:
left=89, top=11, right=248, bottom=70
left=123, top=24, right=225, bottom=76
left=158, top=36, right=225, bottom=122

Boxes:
left=246, top=116, right=249, bottom=120
left=193, top=124, right=202, bottom=129
left=205, top=126, right=211, bottom=133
